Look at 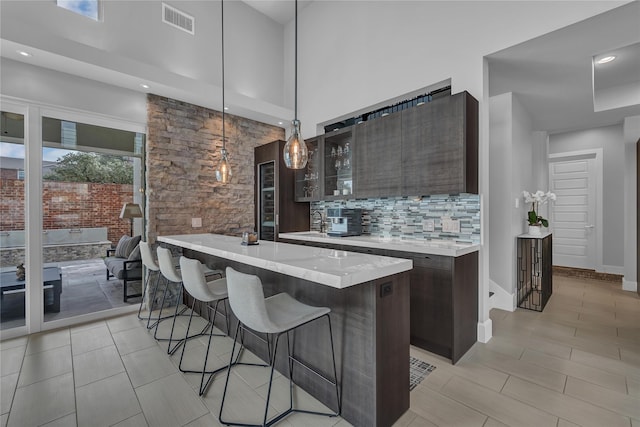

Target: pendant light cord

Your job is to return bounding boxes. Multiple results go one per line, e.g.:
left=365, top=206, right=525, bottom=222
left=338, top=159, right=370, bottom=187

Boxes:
left=294, top=0, right=298, bottom=121
left=221, top=0, right=226, bottom=151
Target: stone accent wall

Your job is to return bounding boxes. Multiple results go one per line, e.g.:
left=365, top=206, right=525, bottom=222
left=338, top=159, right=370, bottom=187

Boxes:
left=146, top=94, right=284, bottom=243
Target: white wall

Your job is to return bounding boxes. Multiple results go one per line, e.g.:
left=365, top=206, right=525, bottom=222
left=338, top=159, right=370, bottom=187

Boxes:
left=623, top=116, right=639, bottom=290
left=1, top=58, right=146, bottom=124
left=0, top=0, right=284, bottom=108
left=512, top=95, right=535, bottom=237
left=489, top=93, right=539, bottom=300
left=489, top=93, right=512, bottom=295
left=549, top=125, right=625, bottom=269
left=288, top=1, right=625, bottom=134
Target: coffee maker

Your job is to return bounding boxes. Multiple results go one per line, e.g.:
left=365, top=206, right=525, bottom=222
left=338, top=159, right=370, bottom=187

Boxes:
left=326, top=208, right=362, bottom=237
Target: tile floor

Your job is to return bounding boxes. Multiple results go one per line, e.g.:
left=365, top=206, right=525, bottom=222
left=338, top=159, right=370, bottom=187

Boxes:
left=402, top=275, right=640, bottom=427
left=1, top=311, right=348, bottom=427
left=1, top=275, right=639, bottom=427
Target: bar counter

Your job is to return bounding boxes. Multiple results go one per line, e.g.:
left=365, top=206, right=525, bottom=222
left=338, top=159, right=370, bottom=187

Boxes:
left=158, top=233, right=412, bottom=427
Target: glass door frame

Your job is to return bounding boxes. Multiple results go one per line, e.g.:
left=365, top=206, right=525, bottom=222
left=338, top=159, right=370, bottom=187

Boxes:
left=0, top=96, right=147, bottom=339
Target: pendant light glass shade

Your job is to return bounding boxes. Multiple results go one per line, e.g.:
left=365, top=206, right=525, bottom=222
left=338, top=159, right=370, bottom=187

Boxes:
left=215, top=0, right=231, bottom=183
left=284, top=119, right=308, bottom=169
left=215, top=148, right=231, bottom=183
left=283, top=0, right=308, bottom=170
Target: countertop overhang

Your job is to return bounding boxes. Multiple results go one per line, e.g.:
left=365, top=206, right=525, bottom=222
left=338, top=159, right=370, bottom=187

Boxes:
left=158, top=233, right=413, bottom=289
left=279, top=232, right=480, bottom=257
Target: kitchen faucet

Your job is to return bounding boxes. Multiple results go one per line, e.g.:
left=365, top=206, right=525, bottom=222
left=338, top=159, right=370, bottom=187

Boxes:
left=311, top=210, right=325, bottom=233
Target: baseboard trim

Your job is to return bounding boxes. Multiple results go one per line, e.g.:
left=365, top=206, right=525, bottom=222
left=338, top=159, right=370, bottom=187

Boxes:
left=622, top=278, right=638, bottom=292
left=553, top=266, right=623, bottom=282
left=477, top=318, right=492, bottom=343
left=489, top=280, right=515, bottom=312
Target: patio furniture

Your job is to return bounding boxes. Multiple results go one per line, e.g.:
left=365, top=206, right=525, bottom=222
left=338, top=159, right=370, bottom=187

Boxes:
left=0, top=267, right=62, bottom=320
left=104, top=235, right=143, bottom=302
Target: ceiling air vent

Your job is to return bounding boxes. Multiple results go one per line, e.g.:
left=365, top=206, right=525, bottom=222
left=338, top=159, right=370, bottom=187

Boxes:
left=162, top=3, right=194, bottom=35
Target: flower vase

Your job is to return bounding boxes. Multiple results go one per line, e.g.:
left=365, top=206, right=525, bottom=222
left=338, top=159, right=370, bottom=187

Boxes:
left=528, top=225, right=542, bottom=236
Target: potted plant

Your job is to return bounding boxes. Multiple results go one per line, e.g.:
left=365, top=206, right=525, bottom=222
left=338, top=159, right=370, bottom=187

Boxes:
left=523, top=190, right=556, bottom=235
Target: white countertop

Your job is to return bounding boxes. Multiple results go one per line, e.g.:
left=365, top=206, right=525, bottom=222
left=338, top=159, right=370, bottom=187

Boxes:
left=518, top=231, right=552, bottom=239
left=158, top=233, right=413, bottom=289
left=279, top=232, right=480, bottom=257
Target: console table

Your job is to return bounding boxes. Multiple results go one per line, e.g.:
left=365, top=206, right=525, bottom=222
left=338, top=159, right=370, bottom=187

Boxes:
left=517, top=232, right=552, bottom=311
left=0, top=267, right=62, bottom=320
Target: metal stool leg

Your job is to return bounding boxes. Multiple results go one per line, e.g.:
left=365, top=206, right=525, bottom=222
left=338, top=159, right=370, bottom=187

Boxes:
left=219, top=315, right=341, bottom=426
left=137, top=270, right=152, bottom=321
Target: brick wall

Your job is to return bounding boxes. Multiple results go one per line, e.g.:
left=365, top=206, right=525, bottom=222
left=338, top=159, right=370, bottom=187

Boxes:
left=0, top=179, right=133, bottom=243
left=0, top=178, right=25, bottom=231
left=146, top=94, right=284, bottom=243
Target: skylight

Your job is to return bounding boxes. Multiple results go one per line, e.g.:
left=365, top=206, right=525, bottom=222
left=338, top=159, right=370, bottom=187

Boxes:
left=57, top=0, right=99, bottom=21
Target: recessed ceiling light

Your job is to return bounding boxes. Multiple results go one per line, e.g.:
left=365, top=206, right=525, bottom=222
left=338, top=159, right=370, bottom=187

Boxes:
left=17, top=50, right=32, bottom=57
left=140, top=83, right=150, bottom=89
left=224, top=107, right=229, bottom=111
left=596, top=55, right=616, bottom=64
left=278, top=121, right=284, bottom=125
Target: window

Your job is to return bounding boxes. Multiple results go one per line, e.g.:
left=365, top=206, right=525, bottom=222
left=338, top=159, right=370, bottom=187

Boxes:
left=56, top=0, right=99, bottom=21
left=17, top=169, right=25, bottom=180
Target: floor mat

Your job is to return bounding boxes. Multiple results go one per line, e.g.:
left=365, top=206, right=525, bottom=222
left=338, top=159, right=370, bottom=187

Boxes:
left=410, top=356, right=436, bottom=390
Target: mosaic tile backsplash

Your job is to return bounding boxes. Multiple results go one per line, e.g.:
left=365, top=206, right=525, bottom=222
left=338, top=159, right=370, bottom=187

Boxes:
left=310, top=194, right=480, bottom=243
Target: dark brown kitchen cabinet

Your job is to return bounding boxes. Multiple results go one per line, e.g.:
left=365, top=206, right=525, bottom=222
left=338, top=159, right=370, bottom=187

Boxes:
left=399, top=251, right=478, bottom=364
left=255, top=140, right=310, bottom=241
left=279, top=237, right=479, bottom=364
left=354, top=112, right=402, bottom=198
left=401, top=91, right=478, bottom=196
left=294, top=136, right=322, bottom=202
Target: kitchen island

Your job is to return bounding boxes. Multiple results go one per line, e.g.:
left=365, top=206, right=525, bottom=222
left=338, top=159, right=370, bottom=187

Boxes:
left=158, top=233, right=412, bottom=427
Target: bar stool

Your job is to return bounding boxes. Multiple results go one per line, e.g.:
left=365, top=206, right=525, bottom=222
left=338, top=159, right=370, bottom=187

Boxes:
left=178, top=256, right=230, bottom=395
left=156, top=247, right=223, bottom=354
left=138, top=241, right=174, bottom=329
left=220, top=267, right=341, bottom=427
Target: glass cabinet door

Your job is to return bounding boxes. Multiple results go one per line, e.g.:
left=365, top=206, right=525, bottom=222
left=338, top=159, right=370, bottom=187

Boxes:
left=294, top=136, right=321, bottom=201
left=258, top=161, right=276, bottom=241
left=323, top=128, right=353, bottom=199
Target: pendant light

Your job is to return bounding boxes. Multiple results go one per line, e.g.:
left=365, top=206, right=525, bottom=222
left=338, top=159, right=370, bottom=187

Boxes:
left=215, top=0, right=231, bottom=183
left=283, top=0, right=308, bottom=169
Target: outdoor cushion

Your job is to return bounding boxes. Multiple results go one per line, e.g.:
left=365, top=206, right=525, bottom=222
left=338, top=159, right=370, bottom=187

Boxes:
left=127, top=243, right=141, bottom=268
left=114, top=235, right=141, bottom=258
left=104, top=257, right=142, bottom=279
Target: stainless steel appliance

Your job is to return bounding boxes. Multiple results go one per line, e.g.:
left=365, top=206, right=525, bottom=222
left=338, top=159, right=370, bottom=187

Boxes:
left=326, top=208, right=362, bottom=237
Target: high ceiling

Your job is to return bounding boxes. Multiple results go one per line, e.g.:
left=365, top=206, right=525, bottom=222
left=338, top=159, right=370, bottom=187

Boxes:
left=243, top=0, right=312, bottom=25
left=487, top=1, right=640, bottom=135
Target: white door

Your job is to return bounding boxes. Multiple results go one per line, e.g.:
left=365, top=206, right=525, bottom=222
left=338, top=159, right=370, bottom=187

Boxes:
left=549, top=154, right=598, bottom=269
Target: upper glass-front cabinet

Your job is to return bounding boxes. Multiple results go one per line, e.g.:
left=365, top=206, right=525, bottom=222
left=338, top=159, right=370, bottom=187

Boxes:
left=323, top=128, right=353, bottom=199
left=294, top=136, right=322, bottom=201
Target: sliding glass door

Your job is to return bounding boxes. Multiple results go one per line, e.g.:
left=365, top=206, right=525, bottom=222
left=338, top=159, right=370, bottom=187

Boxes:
left=0, top=98, right=146, bottom=337
left=41, top=117, right=145, bottom=324
left=0, top=109, right=27, bottom=334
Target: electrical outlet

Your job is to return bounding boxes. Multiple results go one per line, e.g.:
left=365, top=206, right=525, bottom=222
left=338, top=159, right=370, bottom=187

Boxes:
left=191, top=217, right=202, bottom=228
left=380, top=283, right=393, bottom=298
left=422, top=219, right=435, bottom=232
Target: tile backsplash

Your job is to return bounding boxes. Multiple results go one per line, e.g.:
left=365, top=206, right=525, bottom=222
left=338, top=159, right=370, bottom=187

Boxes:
left=310, top=194, right=480, bottom=243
